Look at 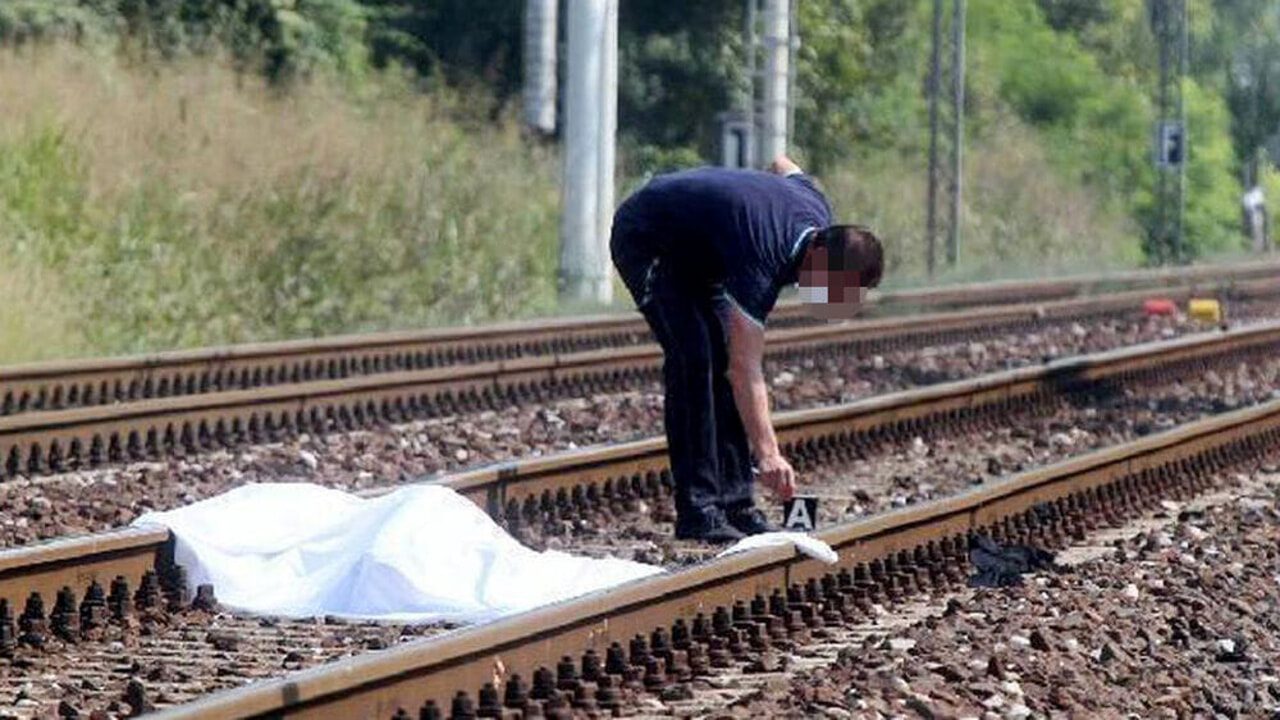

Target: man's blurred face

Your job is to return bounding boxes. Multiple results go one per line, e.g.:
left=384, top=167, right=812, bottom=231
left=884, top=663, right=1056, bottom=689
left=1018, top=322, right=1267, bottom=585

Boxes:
left=798, top=245, right=868, bottom=320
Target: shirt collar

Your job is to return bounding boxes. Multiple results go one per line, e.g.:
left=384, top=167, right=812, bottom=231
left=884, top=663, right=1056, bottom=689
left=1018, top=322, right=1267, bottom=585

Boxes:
left=790, top=226, right=818, bottom=260
left=782, top=226, right=818, bottom=286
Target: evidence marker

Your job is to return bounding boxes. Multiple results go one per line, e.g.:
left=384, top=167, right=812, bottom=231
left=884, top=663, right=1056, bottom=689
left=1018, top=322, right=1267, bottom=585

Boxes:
left=782, top=496, right=819, bottom=531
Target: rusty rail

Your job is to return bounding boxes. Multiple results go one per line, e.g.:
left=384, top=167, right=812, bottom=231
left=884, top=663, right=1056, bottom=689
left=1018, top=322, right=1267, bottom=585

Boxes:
left=3, top=279, right=1276, bottom=481
left=3, top=260, right=1275, bottom=416
left=435, top=319, right=1280, bottom=516
left=871, top=258, right=1277, bottom=310
left=155, top=356, right=1280, bottom=719
left=0, top=527, right=170, bottom=610
left=1, top=321, right=1277, bottom=717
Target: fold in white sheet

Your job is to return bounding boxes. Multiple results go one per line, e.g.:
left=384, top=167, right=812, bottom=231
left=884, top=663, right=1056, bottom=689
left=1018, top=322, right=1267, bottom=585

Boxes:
left=132, top=483, right=839, bottom=623
left=717, top=530, right=840, bottom=564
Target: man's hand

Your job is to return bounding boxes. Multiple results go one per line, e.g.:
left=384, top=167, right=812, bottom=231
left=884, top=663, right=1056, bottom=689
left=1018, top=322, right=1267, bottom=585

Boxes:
left=768, top=154, right=803, bottom=176
left=757, top=451, right=796, bottom=502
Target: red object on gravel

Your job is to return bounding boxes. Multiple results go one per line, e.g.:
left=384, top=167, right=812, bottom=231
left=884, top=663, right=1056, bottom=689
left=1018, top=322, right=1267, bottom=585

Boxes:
left=1143, top=298, right=1178, bottom=316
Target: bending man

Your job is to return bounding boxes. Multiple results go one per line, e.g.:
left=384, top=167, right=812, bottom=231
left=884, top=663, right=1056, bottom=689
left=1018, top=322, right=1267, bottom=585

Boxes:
left=610, top=156, right=883, bottom=542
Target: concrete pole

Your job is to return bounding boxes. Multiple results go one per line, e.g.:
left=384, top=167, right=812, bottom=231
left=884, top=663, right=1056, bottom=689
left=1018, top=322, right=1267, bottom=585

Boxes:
left=947, top=0, right=966, bottom=268
left=758, top=0, right=789, bottom=165
left=522, top=0, right=558, bottom=135
left=594, top=0, right=618, bottom=291
left=786, top=0, right=798, bottom=150
left=559, top=0, right=616, bottom=304
left=743, top=0, right=758, bottom=169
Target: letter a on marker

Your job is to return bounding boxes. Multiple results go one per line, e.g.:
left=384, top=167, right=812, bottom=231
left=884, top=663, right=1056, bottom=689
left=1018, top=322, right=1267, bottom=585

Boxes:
left=784, top=498, right=815, bottom=531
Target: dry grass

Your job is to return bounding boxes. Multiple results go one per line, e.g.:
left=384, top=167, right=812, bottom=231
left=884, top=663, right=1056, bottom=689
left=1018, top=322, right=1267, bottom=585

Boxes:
left=821, top=116, right=1143, bottom=287
left=0, top=46, right=560, bottom=361
left=0, top=257, right=84, bottom=364
left=1, top=50, right=437, bottom=207
left=0, top=47, right=1157, bottom=363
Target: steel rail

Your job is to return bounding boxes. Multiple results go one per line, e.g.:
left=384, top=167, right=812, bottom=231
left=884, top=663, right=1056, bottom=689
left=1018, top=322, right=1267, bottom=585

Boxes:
left=869, top=257, right=1277, bottom=309
left=155, top=358, right=1280, bottom=719
left=436, top=318, right=1280, bottom=515
left=2, top=279, right=1275, bottom=481
left=0, top=526, right=170, bottom=610
left=2, top=260, right=1275, bottom=416
left=0, top=320, right=1277, bottom=694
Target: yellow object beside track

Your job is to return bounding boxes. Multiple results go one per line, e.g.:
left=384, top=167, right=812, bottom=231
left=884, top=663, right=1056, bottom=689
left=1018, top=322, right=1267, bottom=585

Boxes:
left=1189, top=298, right=1222, bottom=323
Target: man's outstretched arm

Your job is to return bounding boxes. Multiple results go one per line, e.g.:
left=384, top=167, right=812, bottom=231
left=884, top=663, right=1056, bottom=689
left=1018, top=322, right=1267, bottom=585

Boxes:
left=719, top=303, right=796, bottom=501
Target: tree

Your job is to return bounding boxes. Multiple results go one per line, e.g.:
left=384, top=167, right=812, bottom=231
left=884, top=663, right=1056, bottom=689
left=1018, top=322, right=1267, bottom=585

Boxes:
left=1212, top=1, right=1280, bottom=181
left=793, top=0, right=924, bottom=171
left=363, top=0, right=522, bottom=96
left=615, top=0, right=743, bottom=173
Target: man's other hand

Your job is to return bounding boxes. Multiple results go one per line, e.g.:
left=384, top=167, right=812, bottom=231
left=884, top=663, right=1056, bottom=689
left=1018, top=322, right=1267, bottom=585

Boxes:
left=768, top=154, right=802, bottom=176
left=757, top=452, right=796, bottom=502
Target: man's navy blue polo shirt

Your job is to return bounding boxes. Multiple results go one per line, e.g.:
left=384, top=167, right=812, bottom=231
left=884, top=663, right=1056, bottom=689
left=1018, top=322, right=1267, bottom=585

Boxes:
left=615, top=167, right=833, bottom=325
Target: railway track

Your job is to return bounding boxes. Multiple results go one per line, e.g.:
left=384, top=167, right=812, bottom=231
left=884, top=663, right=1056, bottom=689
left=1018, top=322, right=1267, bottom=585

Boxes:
left=159, top=337, right=1280, bottom=718
left=0, top=298, right=1252, bottom=551
left=0, top=322, right=1278, bottom=715
left=2, top=278, right=1277, bottom=483
left=3, top=260, right=1276, bottom=417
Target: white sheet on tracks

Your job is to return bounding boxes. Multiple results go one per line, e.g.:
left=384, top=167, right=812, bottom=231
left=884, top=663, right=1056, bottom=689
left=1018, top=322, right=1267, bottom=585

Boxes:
left=131, top=483, right=840, bottom=623
left=131, top=483, right=662, bottom=623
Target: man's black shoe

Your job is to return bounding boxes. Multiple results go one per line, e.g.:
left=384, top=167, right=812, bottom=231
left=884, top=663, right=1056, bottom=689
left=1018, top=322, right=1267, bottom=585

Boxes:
left=675, top=515, right=746, bottom=543
left=726, top=506, right=778, bottom=535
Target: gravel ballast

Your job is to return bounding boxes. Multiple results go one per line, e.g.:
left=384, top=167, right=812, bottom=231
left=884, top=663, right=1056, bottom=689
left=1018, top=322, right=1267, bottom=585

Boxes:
left=708, top=470, right=1280, bottom=719
left=6, top=312, right=1270, bottom=548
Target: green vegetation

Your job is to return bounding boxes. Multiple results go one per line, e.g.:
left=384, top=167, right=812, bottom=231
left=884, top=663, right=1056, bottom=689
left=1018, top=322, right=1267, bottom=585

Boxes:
left=0, top=50, right=558, bottom=362
left=823, top=116, right=1144, bottom=283
left=0, top=0, right=1278, bottom=362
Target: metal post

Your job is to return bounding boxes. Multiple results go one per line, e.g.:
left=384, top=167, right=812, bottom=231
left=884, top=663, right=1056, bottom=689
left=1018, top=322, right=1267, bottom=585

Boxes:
left=948, top=0, right=966, bottom=268
left=522, top=0, right=558, bottom=134
left=1155, top=0, right=1171, bottom=264
left=925, top=0, right=943, bottom=278
left=1150, top=0, right=1187, bottom=264
left=560, top=0, right=614, bottom=304
left=758, top=0, right=789, bottom=165
left=1175, top=0, right=1188, bottom=263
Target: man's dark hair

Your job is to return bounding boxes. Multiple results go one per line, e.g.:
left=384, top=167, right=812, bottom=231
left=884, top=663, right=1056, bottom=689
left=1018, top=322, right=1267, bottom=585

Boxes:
left=815, top=225, right=883, bottom=287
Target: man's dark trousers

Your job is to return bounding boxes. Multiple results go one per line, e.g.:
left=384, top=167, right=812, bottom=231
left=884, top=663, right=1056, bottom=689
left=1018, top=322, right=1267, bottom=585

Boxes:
left=611, top=233, right=755, bottom=533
